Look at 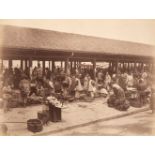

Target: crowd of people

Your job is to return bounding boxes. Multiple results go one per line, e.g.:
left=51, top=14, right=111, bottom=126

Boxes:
left=0, top=62, right=154, bottom=112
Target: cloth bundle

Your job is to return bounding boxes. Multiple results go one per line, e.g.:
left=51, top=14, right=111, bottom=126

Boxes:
left=27, top=96, right=43, bottom=105
left=47, top=96, right=62, bottom=108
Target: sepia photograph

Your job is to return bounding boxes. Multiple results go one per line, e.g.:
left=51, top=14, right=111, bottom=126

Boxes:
left=0, top=19, right=155, bottom=136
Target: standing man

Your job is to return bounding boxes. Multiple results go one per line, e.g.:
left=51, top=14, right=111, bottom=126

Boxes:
left=36, top=62, right=43, bottom=80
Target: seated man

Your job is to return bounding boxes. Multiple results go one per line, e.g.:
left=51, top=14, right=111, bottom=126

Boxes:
left=107, top=83, right=130, bottom=111
left=19, top=74, right=30, bottom=107
left=137, top=78, right=150, bottom=106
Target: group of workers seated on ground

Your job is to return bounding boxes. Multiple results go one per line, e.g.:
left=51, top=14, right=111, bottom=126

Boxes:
left=0, top=62, right=154, bottom=112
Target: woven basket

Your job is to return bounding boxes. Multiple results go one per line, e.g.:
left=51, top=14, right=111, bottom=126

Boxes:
left=27, top=119, right=43, bottom=133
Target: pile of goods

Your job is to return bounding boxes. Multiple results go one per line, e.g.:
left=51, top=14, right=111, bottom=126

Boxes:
left=99, top=88, right=108, bottom=97
left=9, top=90, right=22, bottom=108
left=27, top=95, right=44, bottom=105
left=46, top=96, right=62, bottom=122
left=27, top=95, right=63, bottom=133
left=125, top=87, right=151, bottom=108
left=0, top=89, right=22, bottom=109
left=46, top=96, right=63, bottom=108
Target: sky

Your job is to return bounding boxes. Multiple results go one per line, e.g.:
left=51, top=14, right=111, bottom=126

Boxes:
left=0, top=19, right=155, bottom=45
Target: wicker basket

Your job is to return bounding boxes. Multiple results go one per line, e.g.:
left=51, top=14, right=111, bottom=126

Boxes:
left=27, top=119, right=43, bottom=133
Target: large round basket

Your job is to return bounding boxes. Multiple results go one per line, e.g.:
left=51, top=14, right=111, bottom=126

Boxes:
left=27, top=119, right=43, bottom=133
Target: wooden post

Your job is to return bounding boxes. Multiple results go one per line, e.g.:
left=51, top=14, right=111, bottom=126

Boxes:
left=60, top=61, right=63, bottom=69
left=134, top=62, right=136, bottom=72
left=29, top=58, right=32, bottom=78
left=70, top=61, right=73, bottom=73
left=150, top=63, right=153, bottom=72
left=141, top=63, right=144, bottom=71
left=110, top=62, right=112, bottom=73
left=25, top=60, right=28, bottom=69
left=127, top=62, right=129, bottom=73
left=21, top=60, right=23, bottom=70
left=29, top=59, right=32, bottom=68
left=52, top=60, right=55, bottom=72
left=76, top=61, right=79, bottom=69
left=9, top=59, right=12, bottom=69
left=50, top=61, right=52, bottom=71
left=111, top=62, right=114, bottom=73
left=115, top=60, right=119, bottom=73
left=43, top=60, right=45, bottom=75
left=79, top=61, right=81, bottom=72
left=1, top=59, right=3, bottom=70
left=152, top=63, right=154, bottom=73
left=49, top=61, right=51, bottom=70
left=74, top=61, right=76, bottom=69
left=65, top=58, right=69, bottom=73
left=92, top=59, right=96, bottom=79
left=108, top=62, right=111, bottom=71
left=122, top=62, right=125, bottom=72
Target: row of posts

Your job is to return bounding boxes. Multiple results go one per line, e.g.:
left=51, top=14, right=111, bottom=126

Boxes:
left=109, top=61, right=154, bottom=73
left=0, top=58, right=82, bottom=74
left=0, top=59, right=154, bottom=76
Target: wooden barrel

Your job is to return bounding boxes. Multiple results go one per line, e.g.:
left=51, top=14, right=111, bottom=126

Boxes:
left=49, top=104, right=62, bottom=122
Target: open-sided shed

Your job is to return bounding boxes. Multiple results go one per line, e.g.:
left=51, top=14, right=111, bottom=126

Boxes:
left=0, top=25, right=154, bottom=75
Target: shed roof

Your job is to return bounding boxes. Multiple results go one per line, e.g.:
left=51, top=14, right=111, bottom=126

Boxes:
left=0, top=25, right=155, bottom=58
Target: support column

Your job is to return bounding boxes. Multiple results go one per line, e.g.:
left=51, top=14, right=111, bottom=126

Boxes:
left=79, top=61, right=81, bottom=72
left=29, top=58, right=32, bottom=78
left=122, top=62, right=125, bottom=72
left=74, top=61, right=76, bottom=69
left=150, top=63, right=153, bottom=72
left=50, top=61, right=52, bottom=71
left=25, top=60, right=28, bottom=69
left=60, top=61, right=63, bottom=69
left=9, top=59, right=12, bottom=69
left=29, top=59, right=32, bottom=68
left=65, top=58, right=69, bottom=74
left=43, top=60, right=45, bottom=75
left=70, top=61, right=73, bottom=73
left=108, top=62, right=111, bottom=71
left=109, top=62, right=113, bottom=74
left=1, top=59, right=3, bottom=70
left=152, top=63, right=154, bottom=73
left=21, top=60, right=23, bottom=70
left=134, top=62, right=136, bottom=72
left=52, top=60, right=55, bottom=72
left=92, top=59, right=96, bottom=80
left=49, top=61, right=51, bottom=70
left=111, top=62, right=114, bottom=73
left=115, top=60, right=119, bottom=73
left=141, top=63, right=144, bottom=71
left=127, top=62, right=129, bottom=73
left=76, top=61, right=79, bottom=69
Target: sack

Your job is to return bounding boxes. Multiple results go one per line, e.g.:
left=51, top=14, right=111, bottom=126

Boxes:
left=116, top=100, right=130, bottom=111
left=68, top=97, right=75, bottom=102
left=83, top=96, right=94, bottom=102
left=129, top=99, right=142, bottom=108
left=27, top=96, right=43, bottom=105
left=37, top=111, right=50, bottom=125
